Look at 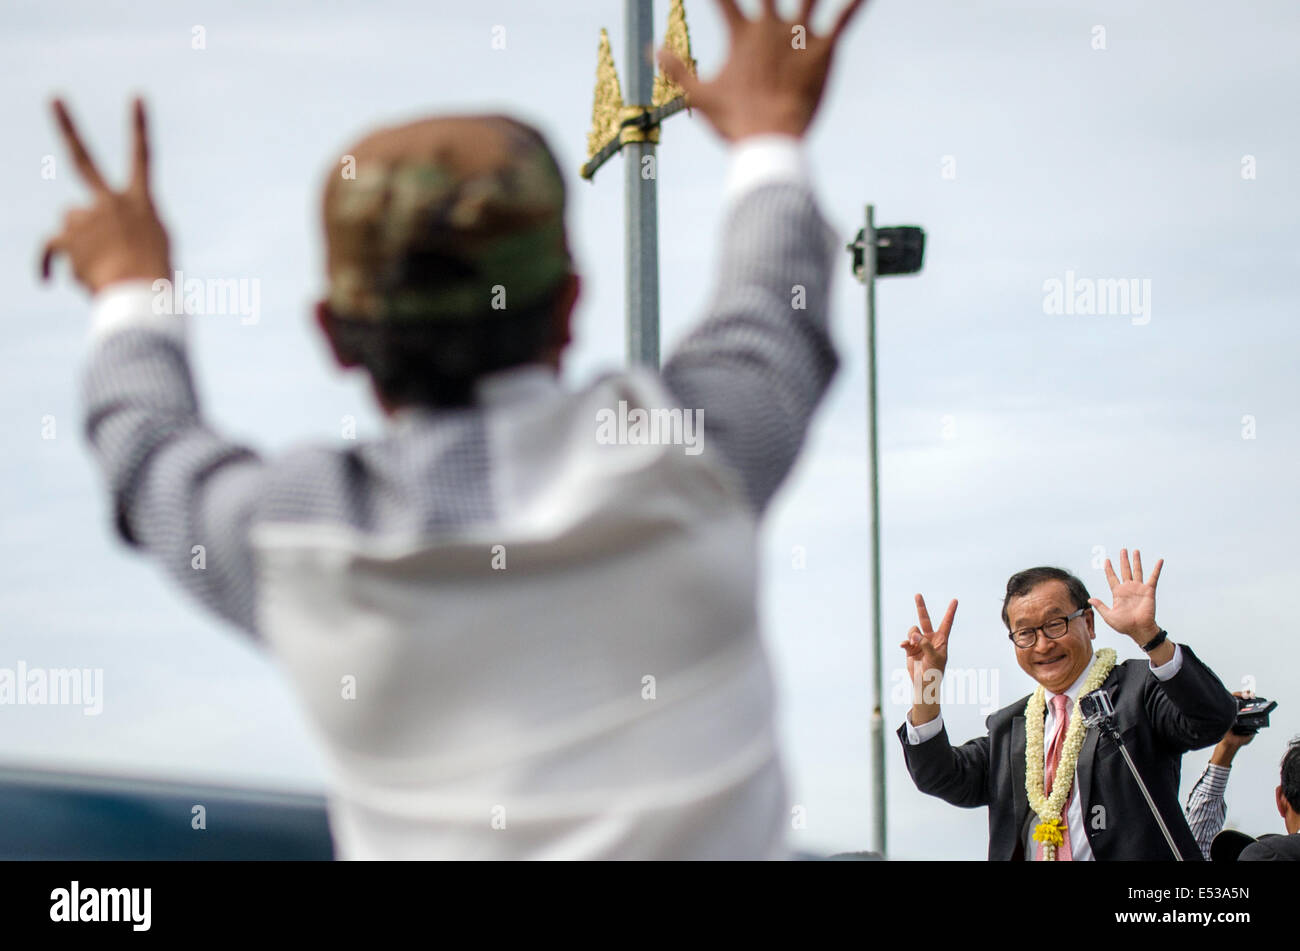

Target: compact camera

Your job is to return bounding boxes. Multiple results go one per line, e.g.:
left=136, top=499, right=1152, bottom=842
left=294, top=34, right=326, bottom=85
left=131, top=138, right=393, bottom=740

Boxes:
left=1231, top=696, right=1278, bottom=736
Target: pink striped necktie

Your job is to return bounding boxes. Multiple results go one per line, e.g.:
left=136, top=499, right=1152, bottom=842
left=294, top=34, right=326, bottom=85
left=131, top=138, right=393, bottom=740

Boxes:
left=1037, top=693, right=1074, bottom=861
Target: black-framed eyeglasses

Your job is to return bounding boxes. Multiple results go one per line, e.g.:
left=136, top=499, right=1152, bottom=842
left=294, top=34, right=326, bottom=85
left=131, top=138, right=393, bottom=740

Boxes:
left=1007, top=607, right=1087, bottom=649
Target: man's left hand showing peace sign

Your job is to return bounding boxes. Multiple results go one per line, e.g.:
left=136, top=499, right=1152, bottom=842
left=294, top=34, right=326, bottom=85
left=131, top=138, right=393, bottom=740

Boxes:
left=40, top=98, right=172, bottom=295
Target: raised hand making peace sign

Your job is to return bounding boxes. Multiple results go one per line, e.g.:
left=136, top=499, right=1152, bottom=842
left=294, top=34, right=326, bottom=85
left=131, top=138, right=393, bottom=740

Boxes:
left=40, top=98, right=172, bottom=295
left=899, top=593, right=957, bottom=725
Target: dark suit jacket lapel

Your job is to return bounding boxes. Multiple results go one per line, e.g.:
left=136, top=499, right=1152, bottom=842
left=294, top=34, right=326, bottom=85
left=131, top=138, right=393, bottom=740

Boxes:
left=1076, top=722, right=1100, bottom=834
left=1076, top=667, right=1118, bottom=844
left=1011, top=715, right=1029, bottom=842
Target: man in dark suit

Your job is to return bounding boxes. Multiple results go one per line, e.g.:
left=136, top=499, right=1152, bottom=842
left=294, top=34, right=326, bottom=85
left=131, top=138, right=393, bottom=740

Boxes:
left=1238, top=736, right=1300, bottom=860
left=897, top=550, right=1237, bottom=860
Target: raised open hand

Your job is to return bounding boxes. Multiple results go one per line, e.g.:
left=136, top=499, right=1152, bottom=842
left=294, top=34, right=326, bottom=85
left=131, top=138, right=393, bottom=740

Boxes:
left=40, top=98, right=171, bottom=294
left=1088, top=548, right=1163, bottom=643
left=657, top=0, right=869, bottom=142
left=900, top=593, right=957, bottom=706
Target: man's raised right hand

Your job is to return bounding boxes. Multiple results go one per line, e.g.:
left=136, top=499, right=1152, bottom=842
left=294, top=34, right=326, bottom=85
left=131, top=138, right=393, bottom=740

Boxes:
left=657, top=0, right=869, bottom=143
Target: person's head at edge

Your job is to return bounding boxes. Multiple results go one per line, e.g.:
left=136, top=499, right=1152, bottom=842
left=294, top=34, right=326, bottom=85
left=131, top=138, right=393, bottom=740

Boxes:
left=314, top=114, right=581, bottom=414
left=1277, top=736, right=1300, bottom=834
left=1002, top=567, right=1096, bottom=695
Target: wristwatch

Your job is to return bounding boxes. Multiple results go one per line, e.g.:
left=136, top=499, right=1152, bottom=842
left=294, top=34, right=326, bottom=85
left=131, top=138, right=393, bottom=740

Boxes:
left=1140, top=629, right=1169, bottom=653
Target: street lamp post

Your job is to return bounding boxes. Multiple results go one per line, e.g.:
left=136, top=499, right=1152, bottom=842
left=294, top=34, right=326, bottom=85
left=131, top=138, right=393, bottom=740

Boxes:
left=848, top=206, right=926, bottom=858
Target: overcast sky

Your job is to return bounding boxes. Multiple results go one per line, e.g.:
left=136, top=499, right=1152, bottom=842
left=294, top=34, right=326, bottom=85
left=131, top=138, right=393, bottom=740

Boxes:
left=2, top=0, right=1297, bottom=858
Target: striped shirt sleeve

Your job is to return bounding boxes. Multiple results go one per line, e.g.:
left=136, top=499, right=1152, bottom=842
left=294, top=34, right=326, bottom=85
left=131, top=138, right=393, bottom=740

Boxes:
left=661, top=137, right=840, bottom=514
left=1184, top=761, right=1231, bottom=860
left=81, top=282, right=266, bottom=638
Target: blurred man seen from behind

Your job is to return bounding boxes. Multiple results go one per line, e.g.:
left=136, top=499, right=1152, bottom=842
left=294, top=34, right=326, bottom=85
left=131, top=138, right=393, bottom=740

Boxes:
left=40, top=0, right=868, bottom=859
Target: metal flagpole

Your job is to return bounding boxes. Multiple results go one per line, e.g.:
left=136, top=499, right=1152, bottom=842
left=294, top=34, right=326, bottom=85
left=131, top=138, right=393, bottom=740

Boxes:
left=581, top=0, right=695, bottom=367
left=624, top=0, right=659, bottom=366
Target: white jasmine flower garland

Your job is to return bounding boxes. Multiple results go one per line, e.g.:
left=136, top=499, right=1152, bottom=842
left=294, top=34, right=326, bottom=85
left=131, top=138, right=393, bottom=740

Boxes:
left=1024, top=647, right=1117, bottom=861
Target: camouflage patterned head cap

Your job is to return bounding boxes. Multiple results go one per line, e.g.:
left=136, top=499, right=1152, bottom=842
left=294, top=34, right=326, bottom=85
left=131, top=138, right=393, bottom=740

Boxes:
left=323, top=114, right=572, bottom=323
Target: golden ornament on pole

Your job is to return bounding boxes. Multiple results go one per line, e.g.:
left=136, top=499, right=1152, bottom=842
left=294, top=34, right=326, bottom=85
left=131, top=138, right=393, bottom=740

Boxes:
left=586, top=29, right=624, bottom=161
left=581, top=0, right=697, bottom=180
left=652, top=0, right=696, bottom=107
